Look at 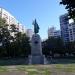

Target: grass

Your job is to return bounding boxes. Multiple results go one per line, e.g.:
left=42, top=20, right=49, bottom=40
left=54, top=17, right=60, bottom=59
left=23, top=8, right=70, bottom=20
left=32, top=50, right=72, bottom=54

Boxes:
left=0, top=64, right=75, bottom=75
left=0, top=66, right=8, bottom=72
left=17, top=65, right=51, bottom=75
left=16, top=64, right=75, bottom=74
left=54, top=64, right=75, bottom=73
left=64, top=64, right=75, bottom=72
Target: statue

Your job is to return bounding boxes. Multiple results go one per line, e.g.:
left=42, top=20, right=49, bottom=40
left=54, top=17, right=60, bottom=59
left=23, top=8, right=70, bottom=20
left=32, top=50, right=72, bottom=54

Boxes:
left=32, top=19, right=39, bottom=34
left=29, top=19, right=46, bottom=64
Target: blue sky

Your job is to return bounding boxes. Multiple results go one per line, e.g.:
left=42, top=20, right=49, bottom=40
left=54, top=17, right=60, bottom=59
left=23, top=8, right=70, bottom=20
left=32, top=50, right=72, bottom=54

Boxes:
left=0, top=0, right=67, bottom=39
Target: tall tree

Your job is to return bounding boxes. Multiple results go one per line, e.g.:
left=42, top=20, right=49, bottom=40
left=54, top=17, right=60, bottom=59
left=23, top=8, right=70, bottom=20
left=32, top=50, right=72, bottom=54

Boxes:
left=15, top=32, right=31, bottom=57
left=42, top=37, right=64, bottom=57
left=60, top=0, right=75, bottom=20
left=0, top=18, right=10, bottom=46
left=0, top=17, right=11, bottom=57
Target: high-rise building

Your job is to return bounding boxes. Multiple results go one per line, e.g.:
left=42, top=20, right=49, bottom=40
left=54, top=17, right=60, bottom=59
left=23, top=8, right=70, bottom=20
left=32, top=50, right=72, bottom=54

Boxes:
left=68, top=23, right=75, bottom=42
left=48, top=27, right=61, bottom=38
left=60, top=13, right=69, bottom=43
left=18, top=23, right=26, bottom=33
left=0, top=7, right=26, bottom=33
left=0, top=8, right=18, bottom=25
left=26, top=29, right=34, bottom=40
left=60, top=13, right=75, bottom=43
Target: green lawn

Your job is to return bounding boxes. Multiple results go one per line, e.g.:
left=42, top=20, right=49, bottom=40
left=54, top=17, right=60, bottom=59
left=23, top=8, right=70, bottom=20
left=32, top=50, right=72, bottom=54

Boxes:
left=0, top=64, right=75, bottom=75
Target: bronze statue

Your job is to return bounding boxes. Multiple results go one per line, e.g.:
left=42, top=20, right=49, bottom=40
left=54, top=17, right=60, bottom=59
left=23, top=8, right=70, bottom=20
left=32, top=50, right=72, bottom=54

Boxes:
left=32, top=19, right=39, bottom=34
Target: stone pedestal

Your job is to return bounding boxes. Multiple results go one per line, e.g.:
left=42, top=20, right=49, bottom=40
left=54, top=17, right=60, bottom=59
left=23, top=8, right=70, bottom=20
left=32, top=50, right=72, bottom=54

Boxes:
left=29, top=55, right=44, bottom=64
left=29, top=34, right=46, bottom=64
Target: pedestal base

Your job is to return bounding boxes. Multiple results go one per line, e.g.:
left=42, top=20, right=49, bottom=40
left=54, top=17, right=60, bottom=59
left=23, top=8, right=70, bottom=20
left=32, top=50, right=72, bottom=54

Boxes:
left=29, top=34, right=47, bottom=64
left=29, top=55, right=47, bottom=64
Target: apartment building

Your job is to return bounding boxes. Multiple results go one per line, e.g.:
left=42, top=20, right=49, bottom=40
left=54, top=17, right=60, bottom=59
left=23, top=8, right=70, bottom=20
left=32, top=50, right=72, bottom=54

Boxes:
left=0, top=7, right=26, bottom=33
left=48, top=27, right=61, bottom=38
left=60, top=13, right=75, bottom=43
left=26, top=29, right=34, bottom=40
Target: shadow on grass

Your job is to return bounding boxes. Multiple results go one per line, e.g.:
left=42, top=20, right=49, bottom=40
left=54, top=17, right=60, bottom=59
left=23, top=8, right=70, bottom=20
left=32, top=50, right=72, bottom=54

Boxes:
left=47, top=57, right=75, bottom=64
left=0, top=57, right=29, bottom=66
left=0, top=57, right=75, bottom=66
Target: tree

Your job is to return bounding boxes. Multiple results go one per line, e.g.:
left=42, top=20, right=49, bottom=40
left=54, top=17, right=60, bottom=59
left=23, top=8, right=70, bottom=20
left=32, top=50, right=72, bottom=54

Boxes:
left=60, top=0, right=75, bottom=20
left=65, top=41, right=75, bottom=54
left=42, top=37, right=64, bottom=57
left=0, top=17, right=31, bottom=58
left=0, top=18, right=10, bottom=45
left=15, top=32, right=31, bottom=57
left=0, top=17, right=11, bottom=57
left=9, top=32, right=31, bottom=58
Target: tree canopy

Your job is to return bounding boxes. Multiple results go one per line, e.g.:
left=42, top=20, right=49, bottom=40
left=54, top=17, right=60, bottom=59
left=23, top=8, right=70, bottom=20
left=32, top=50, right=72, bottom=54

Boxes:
left=60, top=0, right=75, bottom=20
left=0, top=17, right=31, bottom=58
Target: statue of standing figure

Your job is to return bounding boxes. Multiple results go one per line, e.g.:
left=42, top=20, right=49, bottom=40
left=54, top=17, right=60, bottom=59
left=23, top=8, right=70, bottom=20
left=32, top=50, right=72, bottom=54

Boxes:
left=29, top=19, right=46, bottom=64
left=32, top=19, right=40, bottom=34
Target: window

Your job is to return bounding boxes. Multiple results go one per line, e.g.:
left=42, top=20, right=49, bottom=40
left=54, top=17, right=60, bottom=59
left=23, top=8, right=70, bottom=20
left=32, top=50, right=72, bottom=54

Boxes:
left=69, top=29, right=72, bottom=33
left=73, top=28, right=75, bottom=32
left=3, top=13, right=8, bottom=19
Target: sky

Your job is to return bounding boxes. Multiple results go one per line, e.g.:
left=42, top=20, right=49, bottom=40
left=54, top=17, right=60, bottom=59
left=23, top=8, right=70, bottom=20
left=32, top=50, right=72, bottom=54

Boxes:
left=0, top=0, right=67, bottom=39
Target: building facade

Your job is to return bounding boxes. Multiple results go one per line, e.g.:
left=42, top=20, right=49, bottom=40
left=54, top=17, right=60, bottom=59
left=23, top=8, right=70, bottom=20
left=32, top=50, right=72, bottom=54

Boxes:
left=68, top=23, right=75, bottom=42
left=26, top=29, right=34, bottom=40
left=60, top=13, right=75, bottom=43
left=0, top=7, right=26, bottom=33
left=60, top=13, right=69, bottom=43
left=48, top=27, right=61, bottom=38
